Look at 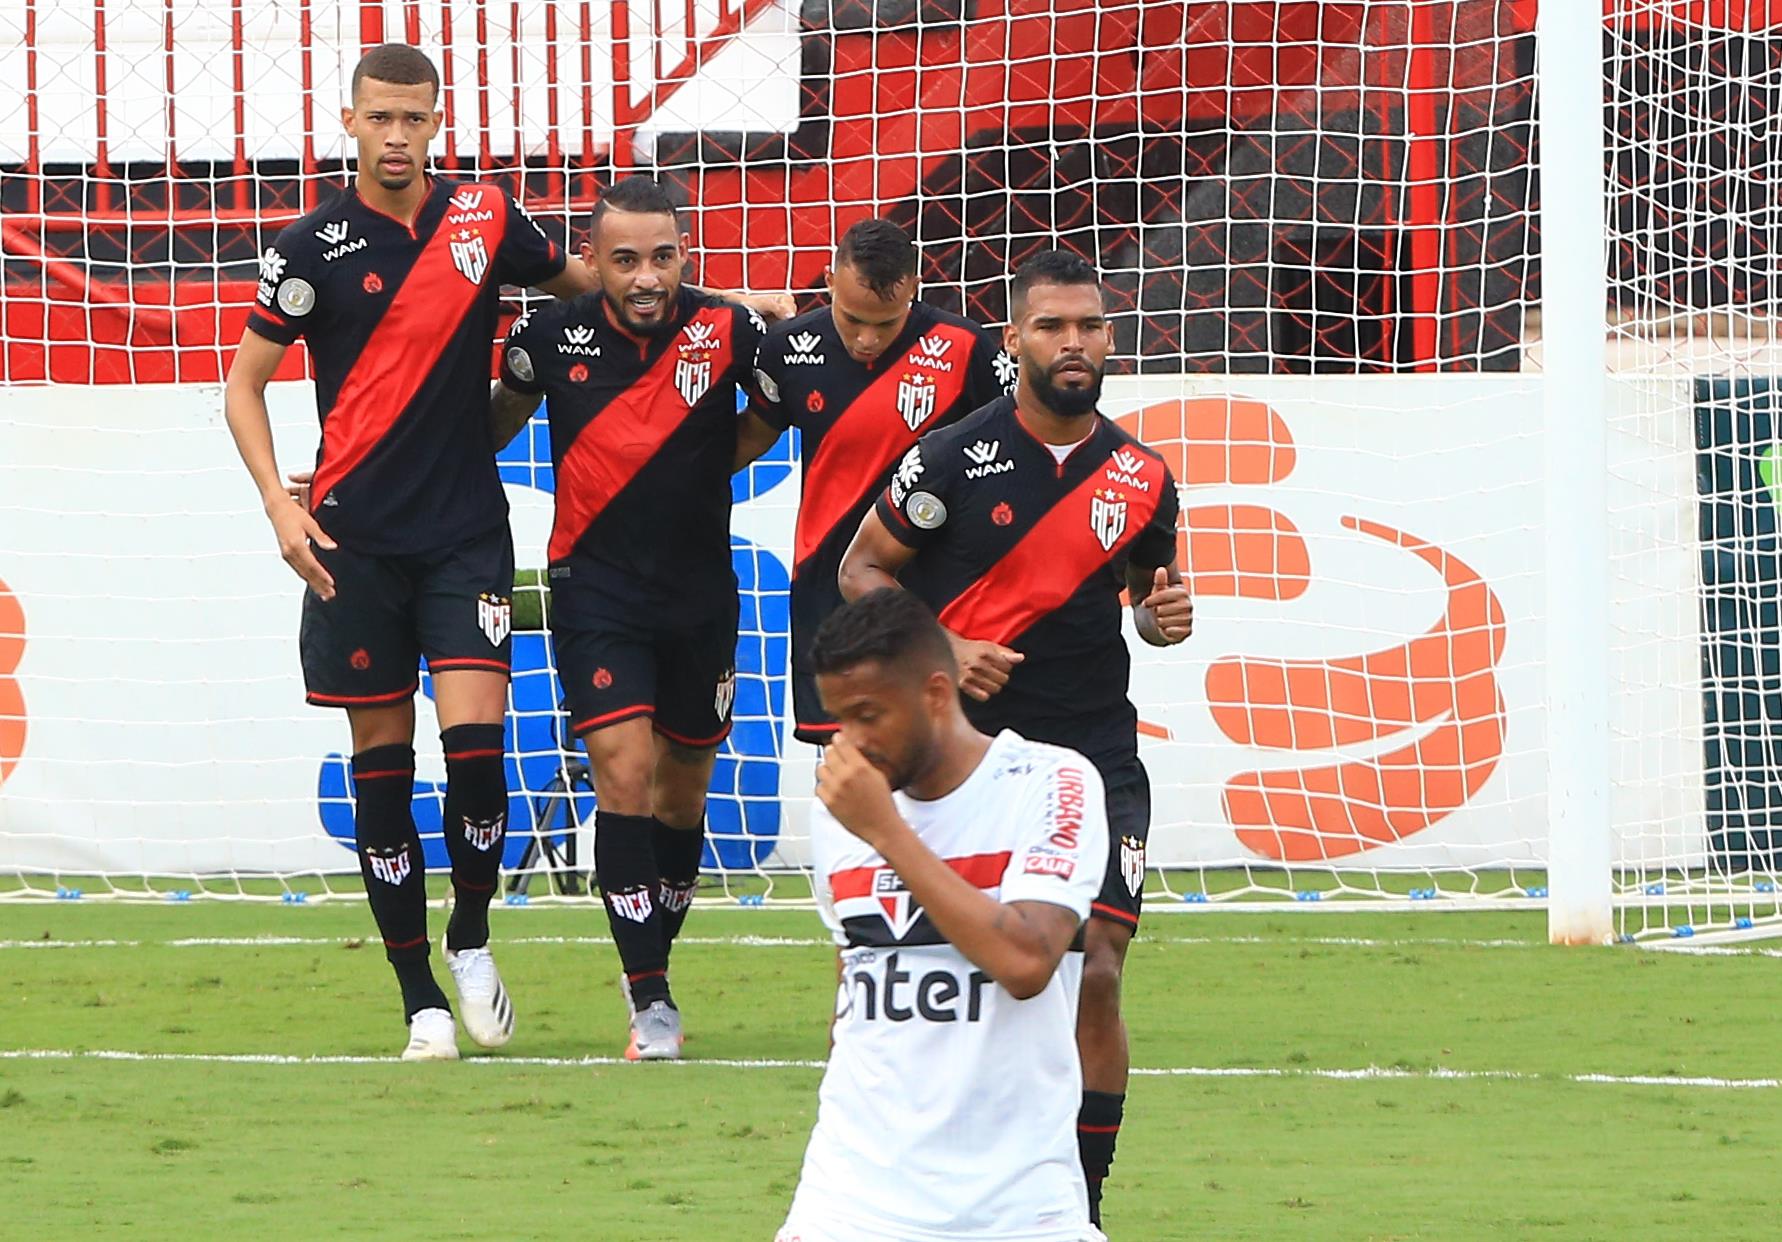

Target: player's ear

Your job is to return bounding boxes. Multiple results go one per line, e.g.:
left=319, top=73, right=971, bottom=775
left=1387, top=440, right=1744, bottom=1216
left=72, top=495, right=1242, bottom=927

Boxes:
left=1002, top=319, right=1019, bottom=358
left=823, top=266, right=836, bottom=296
left=340, top=106, right=356, bottom=135
left=925, top=667, right=955, bottom=714
left=678, top=231, right=692, bottom=260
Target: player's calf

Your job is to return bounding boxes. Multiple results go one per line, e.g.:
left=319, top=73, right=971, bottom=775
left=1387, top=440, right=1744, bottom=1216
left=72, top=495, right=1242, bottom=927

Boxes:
left=439, top=722, right=508, bottom=951
left=352, top=743, right=451, bottom=1022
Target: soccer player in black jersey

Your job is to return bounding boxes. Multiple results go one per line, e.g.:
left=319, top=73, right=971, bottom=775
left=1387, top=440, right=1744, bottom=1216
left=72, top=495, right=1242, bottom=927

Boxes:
left=837, top=251, right=1194, bottom=1227
left=734, top=219, right=1015, bottom=746
left=222, top=44, right=597, bottom=1061
left=489, top=176, right=768, bottom=1060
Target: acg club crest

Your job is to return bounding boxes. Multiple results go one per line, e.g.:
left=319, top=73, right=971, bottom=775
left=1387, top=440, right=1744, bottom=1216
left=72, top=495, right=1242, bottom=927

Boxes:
left=896, top=372, right=938, bottom=431
left=1120, top=834, right=1146, bottom=898
left=676, top=320, right=719, bottom=406
left=450, top=228, right=490, bottom=284
left=477, top=593, right=512, bottom=646
left=1090, top=486, right=1129, bottom=552
left=714, top=667, right=737, bottom=721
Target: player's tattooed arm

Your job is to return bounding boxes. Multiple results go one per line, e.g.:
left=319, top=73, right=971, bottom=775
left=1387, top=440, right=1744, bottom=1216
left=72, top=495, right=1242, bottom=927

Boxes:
left=816, top=736, right=1081, bottom=999
left=733, top=409, right=784, bottom=473
left=838, top=508, right=916, bottom=601
left=839, top=510, right=1024, bottom=699
left=537, top=257, right=599, bottom=299
left=489, top=381, right=545, bottom=451
left=224, top=328, right=339, bottom=600
left=1127, top=562, right=1194, bottom=646
left=696, top=289, right=797, bottom=323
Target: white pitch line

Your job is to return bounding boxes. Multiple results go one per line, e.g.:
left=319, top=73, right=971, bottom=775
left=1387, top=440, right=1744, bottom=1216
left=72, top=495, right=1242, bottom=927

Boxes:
left=0, top=933, right=1544, bottom=952
left=0, top=1048, right=1776, bottom=1089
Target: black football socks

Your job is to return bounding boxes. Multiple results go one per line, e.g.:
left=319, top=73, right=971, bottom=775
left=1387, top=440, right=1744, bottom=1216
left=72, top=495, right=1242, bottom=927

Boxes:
left=352, top=744, right=448, bottom=1019
left=440, top=723, right=507, bottom=951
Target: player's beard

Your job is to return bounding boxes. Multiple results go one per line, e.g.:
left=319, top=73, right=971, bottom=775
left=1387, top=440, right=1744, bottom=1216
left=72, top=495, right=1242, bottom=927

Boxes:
left=872, top=722, right=936, bottom=793
left=1027, top=355, right=1104, bottom=420
left=606, top=284, right=678, bottom=338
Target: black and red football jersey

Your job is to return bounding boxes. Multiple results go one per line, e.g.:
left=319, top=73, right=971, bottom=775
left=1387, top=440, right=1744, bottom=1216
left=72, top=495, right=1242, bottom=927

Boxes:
left=246, top=177, right=565, bottom=556
left=500, top=286, right=766, bottom=609
left=874, top=396, right=1180, bottom=766
left=752, top=301, right=1014, bottom=739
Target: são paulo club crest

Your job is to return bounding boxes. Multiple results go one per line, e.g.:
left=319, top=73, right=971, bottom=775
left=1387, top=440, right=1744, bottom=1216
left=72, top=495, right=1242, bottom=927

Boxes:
left=873, top=868, right=922, bottom=938
left=676, top=320, right=719, bottom=405
left=449, top=228, right=489, bottom=284
left=896, top=372, right=939, bottom=431
left=1090, top=486, right=1129, bottom=552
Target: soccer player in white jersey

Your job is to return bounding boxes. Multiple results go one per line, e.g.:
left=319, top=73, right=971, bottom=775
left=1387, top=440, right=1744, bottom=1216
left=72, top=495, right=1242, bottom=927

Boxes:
left=778, top=588, right=1108, bottom=1242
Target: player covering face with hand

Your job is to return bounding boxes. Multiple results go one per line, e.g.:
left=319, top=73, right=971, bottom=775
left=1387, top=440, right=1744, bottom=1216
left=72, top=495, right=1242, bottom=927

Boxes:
left=838, top=250, right=1194, bottom=1227
left=778, top=588, right=1107, bottom=1242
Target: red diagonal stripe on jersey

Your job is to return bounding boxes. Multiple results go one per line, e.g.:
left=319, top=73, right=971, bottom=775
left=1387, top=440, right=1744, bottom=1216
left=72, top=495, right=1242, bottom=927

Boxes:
left=309, top=189, right=510, bottom=513
left=794, top=322, right=980, bottom=571
left=548, top=307, right=737, bottom=561
left=939, top=444, right=1169, bottom=646
left=829, top=850, right=1011, bottom=901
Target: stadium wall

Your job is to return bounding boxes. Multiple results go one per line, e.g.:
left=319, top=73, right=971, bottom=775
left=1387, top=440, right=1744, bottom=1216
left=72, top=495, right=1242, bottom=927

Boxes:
left=0, top=374, right=1702, bottom=877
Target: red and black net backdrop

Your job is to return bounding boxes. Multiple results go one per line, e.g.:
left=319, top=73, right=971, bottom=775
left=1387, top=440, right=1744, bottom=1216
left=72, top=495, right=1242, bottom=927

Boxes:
left=3, top=0, right=1778, bottom=382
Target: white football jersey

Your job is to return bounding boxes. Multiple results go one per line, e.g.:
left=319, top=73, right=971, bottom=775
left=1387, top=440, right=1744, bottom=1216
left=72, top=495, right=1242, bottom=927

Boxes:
left=781, top=730, right=1110, bottom=1242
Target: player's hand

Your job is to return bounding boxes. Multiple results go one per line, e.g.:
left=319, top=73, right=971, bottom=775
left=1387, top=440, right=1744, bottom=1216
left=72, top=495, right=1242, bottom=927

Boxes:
left=285, top=469, right=313, bottom=508
left=949, top=635, right=1023, bottom=701
left=745, top=292, right=798, bottom=323
left=1140, top=567, right=1194, bottom=643
left=816, top=735, right=903, bottom=849
left=266, top=495, right=338, bottom=600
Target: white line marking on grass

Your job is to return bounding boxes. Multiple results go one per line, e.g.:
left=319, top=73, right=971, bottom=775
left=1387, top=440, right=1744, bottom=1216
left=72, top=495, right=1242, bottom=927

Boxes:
left=0, top=935, right=834, bottom=951
left=2, top=1049, right=1777, bottom=1090
left=0, top=933, right=1545, bottom=952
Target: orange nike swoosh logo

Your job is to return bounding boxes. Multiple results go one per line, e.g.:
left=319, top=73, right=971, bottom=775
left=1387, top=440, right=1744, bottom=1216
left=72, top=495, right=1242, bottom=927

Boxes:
left=0, top=575, right=25, bottom=787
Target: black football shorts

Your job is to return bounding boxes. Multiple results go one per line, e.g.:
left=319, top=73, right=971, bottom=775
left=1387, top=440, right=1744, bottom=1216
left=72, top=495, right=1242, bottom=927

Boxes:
left=1089, top=754, right=1152, bottom=929
left=299, top=524, right=515, bottom=707
left=551, top=579, right=739, bottom=749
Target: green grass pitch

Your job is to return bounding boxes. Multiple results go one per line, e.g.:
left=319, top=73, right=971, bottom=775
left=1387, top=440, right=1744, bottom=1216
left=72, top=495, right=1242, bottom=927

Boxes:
left=3, top=899, right=1779, bottom=1240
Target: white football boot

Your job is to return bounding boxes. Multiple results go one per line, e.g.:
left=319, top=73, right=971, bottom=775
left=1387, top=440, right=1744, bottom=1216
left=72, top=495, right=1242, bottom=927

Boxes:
left=400, top=1007, right=460, bottom=1061
left=444, top=944, right=516, bottom=1049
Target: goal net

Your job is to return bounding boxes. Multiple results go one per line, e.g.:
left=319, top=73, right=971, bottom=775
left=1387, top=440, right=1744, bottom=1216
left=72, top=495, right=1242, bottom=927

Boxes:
left=0, top=1, right=1774, bottom=938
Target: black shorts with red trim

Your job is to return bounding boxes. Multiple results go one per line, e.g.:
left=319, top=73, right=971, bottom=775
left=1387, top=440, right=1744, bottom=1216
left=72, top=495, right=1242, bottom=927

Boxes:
left=1089, top=754, right=1152, bottom=929
left=551, top=581, right=739, bottom=749
left=300, top=523, right=515, bottom=707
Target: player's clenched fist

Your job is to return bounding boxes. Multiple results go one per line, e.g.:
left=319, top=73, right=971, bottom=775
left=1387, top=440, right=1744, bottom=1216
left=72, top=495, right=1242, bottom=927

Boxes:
left=948, top=635, right=1024, bottom=701
left=1140, top=566, right=1193, bottom=643
left=816, top=735, right=903, bottom=848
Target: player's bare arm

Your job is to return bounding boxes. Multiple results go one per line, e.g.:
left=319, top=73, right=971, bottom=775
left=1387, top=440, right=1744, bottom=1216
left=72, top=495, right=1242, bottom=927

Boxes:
left=816, top=734, right=1079, bottom=998
left=538, top=257, right=598, bottom=299
left=223, top=326, right=338, bottom=599
left=840, top=508, right=1024, bottom=700
left=489, top=380, right=545, bottom=450
left=733, top=408, right=784, bottom=472
left=1126, top=561, right=1193, bottom=647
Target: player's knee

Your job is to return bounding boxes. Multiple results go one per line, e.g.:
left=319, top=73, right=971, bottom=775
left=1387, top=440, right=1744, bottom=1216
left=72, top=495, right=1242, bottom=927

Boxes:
left=586, top=748, right=653, bottom=814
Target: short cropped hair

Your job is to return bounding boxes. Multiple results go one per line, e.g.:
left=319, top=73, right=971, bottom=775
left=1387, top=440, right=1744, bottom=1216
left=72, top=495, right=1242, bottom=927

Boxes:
left=834, top=219, right=919, bottom=300
left=1009, top=249, right=1101, bottom=316
left=351, top=44, right=440, bottom=101
left=589, top=175, right=680, bottom=241
left=810, top=589, right=956, bottom=681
